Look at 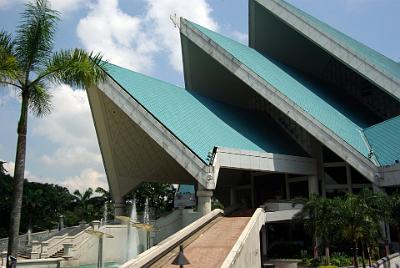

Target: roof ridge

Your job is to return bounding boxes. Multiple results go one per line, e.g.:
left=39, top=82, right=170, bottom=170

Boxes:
left=270, top=0, right=400, bottom=68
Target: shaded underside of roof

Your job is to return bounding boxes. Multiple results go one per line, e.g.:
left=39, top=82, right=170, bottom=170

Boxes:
left=254, top=0, right=400, bottom=87
left=188, top=21, right=372, bottom=160
left=364, top=116, right=400, bottom=166
left=103, top=63, right=305, bottom=164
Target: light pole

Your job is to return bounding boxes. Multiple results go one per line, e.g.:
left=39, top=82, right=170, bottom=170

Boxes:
left=172, top=245, right=190, bottom=268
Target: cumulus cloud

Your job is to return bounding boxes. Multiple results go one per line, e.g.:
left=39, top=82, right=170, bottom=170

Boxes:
left=31, top=84, right=107, bottom=190
left=2, top=160, right=107, bottom=192
left=2, top=160, right=54, bottom=185
left=77, top=0, right=158, bottom=72
left=63, top=168, right=108, bottom=192
left=77, top=0, right=218, bottom=73
left=33, top=84, right=97, bottom=150
left=230, top=30, right=248, bottom=45
left=144, top=0, right=218, bottom=72
left=0, top=0, right=88, bottom=13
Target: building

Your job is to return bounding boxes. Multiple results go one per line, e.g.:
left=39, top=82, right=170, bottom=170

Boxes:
left=88, top=0, right=400, bottom=231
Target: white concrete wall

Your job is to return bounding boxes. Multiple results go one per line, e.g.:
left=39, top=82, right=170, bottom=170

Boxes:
left=153, top=209, right=201, bottom=244
left=16, top=258, right=63, bottom=268
left=221, top=208, right=266, bottom=268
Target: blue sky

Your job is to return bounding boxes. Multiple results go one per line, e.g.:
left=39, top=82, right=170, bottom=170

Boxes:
left=0, top=0, right=399, bottom=192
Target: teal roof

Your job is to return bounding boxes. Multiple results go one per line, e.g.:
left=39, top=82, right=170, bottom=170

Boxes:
left=188, top=20, right=400, bottom=167
left=272, top=0, right=400, bottom=84
left=364, top=116, right=400, bottom=166
left=188, top=21, right=371, bottom=159
left=104, top=62, right=305, bottom=164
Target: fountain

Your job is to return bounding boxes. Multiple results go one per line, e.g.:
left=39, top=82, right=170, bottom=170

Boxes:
left=126, top=198, right=139, bottom=261
left=143, top=198, right=149, bottom=224
left=103, top=202, right=108, bottom=226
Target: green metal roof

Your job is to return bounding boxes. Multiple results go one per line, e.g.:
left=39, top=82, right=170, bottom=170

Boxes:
left=188, top=21, right=371, bottom=159
left=364, top=116, right=400, bottom=166
left=268, top=0, right=400, bottom=85
left=188, top=20, right=400, bottom=167
left=104, top=62, right=305, bottom=164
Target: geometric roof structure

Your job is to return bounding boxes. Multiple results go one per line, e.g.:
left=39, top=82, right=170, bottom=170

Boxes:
left=184, top=21, right=400, bottom=168
left=89, top=0, right=400, bottom=199
left=105, top=62, right=306, bottom=164
left=249, top=0, right=400, bottom=101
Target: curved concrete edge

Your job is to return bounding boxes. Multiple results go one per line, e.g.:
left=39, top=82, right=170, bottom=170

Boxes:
left=221, top=208, right=266, bottom=268
left=120, top=209, right=223, bottom=268
left=372, top=252, right=400, bottom=268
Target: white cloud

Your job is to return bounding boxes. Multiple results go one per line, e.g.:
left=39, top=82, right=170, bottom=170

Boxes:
left=0, top=0, right=87, bottom=13
left=33, top=84, right=97, bottom=149
left=1, top=160, right=54, bottom=185
left=41, top=146, right=102, bottom=167
left=144, top=0, right=218, bottom=72
left=77, top=0, right=159, bottom=72
left=3, top=160, right=107, bottom=192
left=230, top=30, right=248, bottom=45
left=77, top=0, right=218, bottom=73
left=31, top=84, right=107, bottom=191
left=63, top=168, right=108, bottom=192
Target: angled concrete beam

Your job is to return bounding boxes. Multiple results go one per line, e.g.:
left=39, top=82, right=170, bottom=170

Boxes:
left=91, top=77, right=214, bottom=191
left=180, top=18, right=380, bottom=185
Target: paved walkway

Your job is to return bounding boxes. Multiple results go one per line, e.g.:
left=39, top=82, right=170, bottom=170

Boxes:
left=161, top=216, right=250, bottom=268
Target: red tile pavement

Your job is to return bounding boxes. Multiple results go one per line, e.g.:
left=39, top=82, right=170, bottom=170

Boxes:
left=162, top=216, right=250, bottom=268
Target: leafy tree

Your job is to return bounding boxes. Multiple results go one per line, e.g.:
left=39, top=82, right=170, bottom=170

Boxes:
left=338, top=189, right=388, bottom=268
left=0, top=0, right=106, bottom=261
left=95, top=186, right=112, bottom=202
left=126, top=182, right=176, bottom=217
left=295, top=194, right=341, bottom=263
left=0, top=161, right=7, bottom=175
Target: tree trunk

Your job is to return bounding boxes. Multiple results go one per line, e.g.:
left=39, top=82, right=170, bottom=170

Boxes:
left=325, top=246, right=330, bottom=265
left=361, top=240, right=366, bottom=268
left=367, top=245, right=372, bottom=267
left=353, top=240, right=359, bottom=268
left=7, top=91, right=29, bottom=267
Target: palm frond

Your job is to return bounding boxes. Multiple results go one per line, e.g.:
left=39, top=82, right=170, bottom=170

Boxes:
left=36, top=48, right=107, bottom=88
left=15, top=0, right=59, bottom=75
left=29, top=81, right=52, bottom=117
left=0, top=30, right=20, bottom=85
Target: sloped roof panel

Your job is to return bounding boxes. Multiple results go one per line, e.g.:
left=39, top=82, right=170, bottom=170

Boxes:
left=188, top=21, right=370, bottom=159
left=103, top=63, right=305, bottom=164
left=364, top=116, right=400, bottom=166
left=275, top=0, right=400, bottom=83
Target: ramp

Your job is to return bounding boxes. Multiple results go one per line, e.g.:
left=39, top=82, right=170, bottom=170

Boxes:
left=121, top=209, right=257, bottom=268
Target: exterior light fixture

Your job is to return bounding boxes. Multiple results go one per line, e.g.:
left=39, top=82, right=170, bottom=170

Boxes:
left=172, top=245, right=190, bottom=268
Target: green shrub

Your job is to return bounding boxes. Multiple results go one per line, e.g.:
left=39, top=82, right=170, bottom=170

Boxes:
left=330, top=252, right=353, bottom=267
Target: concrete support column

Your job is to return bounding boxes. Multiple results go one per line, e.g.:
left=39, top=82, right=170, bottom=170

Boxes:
left=230, top=187, right=237, bottom=206
left=114, top=196, right=125, bottom=216
left=308, top=175, right=319, bottom=196
left=261, top=225, right=268, bottom=257
left=197, top=184, right=213, bottom=216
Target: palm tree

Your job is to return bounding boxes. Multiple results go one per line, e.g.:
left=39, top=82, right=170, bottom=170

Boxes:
left=294, top=194, right=340, bottom=264
left=95, top=187, right=112, bottom=202
left=73, top=188, right=94, bottom=217
left=0, top=0, right=106, bottom=263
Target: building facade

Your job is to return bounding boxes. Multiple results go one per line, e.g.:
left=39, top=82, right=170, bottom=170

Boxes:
left=87, top=0, right=400, bottom=227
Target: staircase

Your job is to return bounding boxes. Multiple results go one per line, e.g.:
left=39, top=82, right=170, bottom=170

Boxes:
left=50, top=248, right=64, bottom=258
